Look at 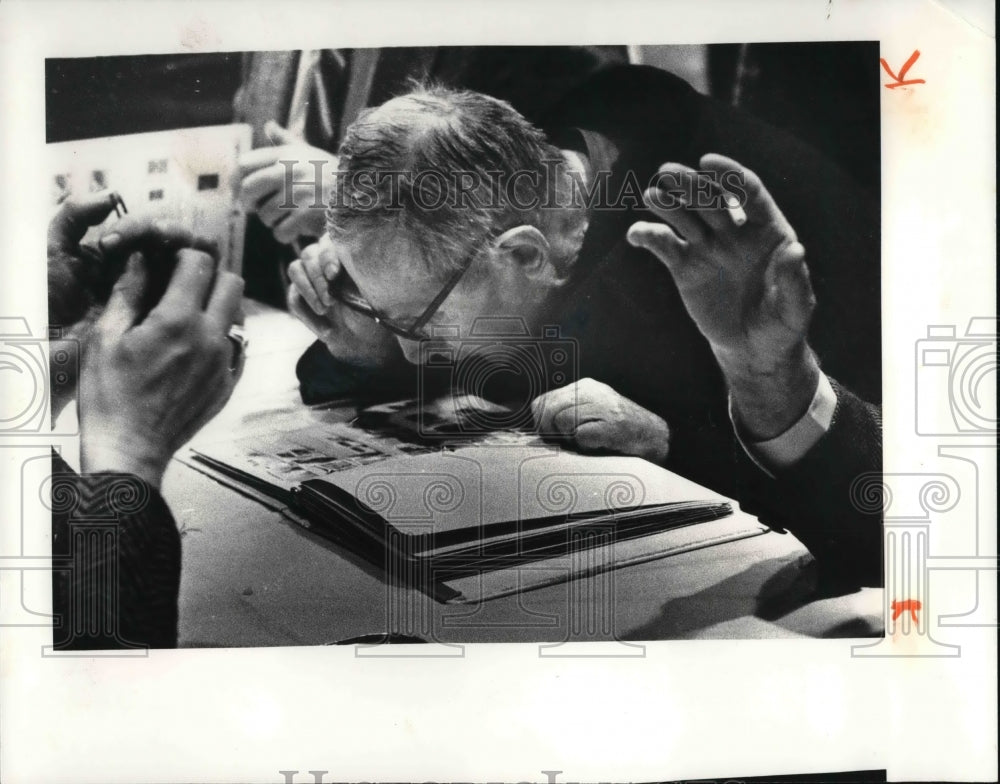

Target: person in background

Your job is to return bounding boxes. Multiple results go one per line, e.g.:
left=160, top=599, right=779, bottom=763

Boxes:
left=48, top=194, right=244, bottom=649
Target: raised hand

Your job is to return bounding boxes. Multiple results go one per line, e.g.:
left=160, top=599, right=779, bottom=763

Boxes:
left=286, top=235, right=403, bottom=367
left=79, top=248, right=244, bottom=487
left=627, top=154, right=820, bottom=440
left=47, top=194, right=219, bottom=419
left=48, top=193, right=214, bottom=324
left=238, top=122, right=338, bottom=245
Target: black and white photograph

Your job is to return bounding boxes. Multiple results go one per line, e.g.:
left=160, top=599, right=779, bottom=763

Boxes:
left=0, top=1, right=995, bottom=783
left=43, top=41, right=884, bottom=648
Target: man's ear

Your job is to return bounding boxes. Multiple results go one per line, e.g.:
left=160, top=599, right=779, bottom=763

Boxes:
left=493, top=225, right=561, bottom=283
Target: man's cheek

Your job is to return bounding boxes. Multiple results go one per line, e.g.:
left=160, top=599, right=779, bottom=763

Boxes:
left=341, top=308, right=380, bottom=340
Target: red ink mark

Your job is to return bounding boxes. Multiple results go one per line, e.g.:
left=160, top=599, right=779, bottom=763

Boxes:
left=880, top=50, right=926, bottom=89
left=891, top=599, right=922, bottom=622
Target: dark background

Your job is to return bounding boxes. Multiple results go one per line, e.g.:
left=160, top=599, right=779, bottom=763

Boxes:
left=46, top=44, right=879, bottom=189
left=46, top=43, right=880, bottom=305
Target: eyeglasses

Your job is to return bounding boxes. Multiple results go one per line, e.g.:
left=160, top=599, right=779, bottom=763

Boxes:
left=327, top=234, right=494, bottom=342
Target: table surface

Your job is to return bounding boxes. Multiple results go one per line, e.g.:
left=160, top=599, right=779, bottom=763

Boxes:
left=162, top=301, right=883, bottom=647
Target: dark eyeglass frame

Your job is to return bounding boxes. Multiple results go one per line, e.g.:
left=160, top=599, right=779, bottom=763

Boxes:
left=327, top=234, right=495, bottom=341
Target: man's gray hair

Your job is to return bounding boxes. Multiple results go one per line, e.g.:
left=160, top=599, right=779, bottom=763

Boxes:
left=328, top=84, right=565, bottom=276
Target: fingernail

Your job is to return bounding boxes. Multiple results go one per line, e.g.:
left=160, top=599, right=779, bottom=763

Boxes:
left=724, top=195, right=747, bottom=226
left=99, top=233, right=121, bottom=252
left=626, top=232, right=647, bottom=250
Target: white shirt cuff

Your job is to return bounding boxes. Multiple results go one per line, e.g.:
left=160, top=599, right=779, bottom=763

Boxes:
left=730, top=372, right=837, bottom=477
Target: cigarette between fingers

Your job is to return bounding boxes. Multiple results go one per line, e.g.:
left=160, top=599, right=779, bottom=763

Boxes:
left=724, top=193, right=747, bottom=227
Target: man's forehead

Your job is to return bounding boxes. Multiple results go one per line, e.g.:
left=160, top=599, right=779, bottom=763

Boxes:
left=344, top=230, right=442, bottom=302
left=346, top=226, right=423, bottom=274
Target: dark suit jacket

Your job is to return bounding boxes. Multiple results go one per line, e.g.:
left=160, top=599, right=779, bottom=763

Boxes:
left=297, top=65, right=883, bottom=587
left=51, top=452, right=181, bottom=650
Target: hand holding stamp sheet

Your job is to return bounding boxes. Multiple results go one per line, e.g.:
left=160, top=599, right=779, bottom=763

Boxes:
left=46, top=124, right=252, bottom=273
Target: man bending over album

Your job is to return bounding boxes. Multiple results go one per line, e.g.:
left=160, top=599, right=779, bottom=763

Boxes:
left=254, top=67, right=882, bottom=588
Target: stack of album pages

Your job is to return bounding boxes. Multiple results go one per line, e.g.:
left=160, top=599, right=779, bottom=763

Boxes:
left=184, top=398, right=769, bottom=602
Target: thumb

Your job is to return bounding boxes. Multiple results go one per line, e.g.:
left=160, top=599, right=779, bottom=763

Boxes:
left=627, top=221, right=687, bottom=270
left=96, top=255, right=149, bottom=340
left=264, top=120, right=299, bottom=146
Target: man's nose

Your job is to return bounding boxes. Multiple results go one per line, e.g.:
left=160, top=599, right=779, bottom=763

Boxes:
left=398, top=336, right=456, bottom=365
left=397, top=337, right=423, bottom=365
